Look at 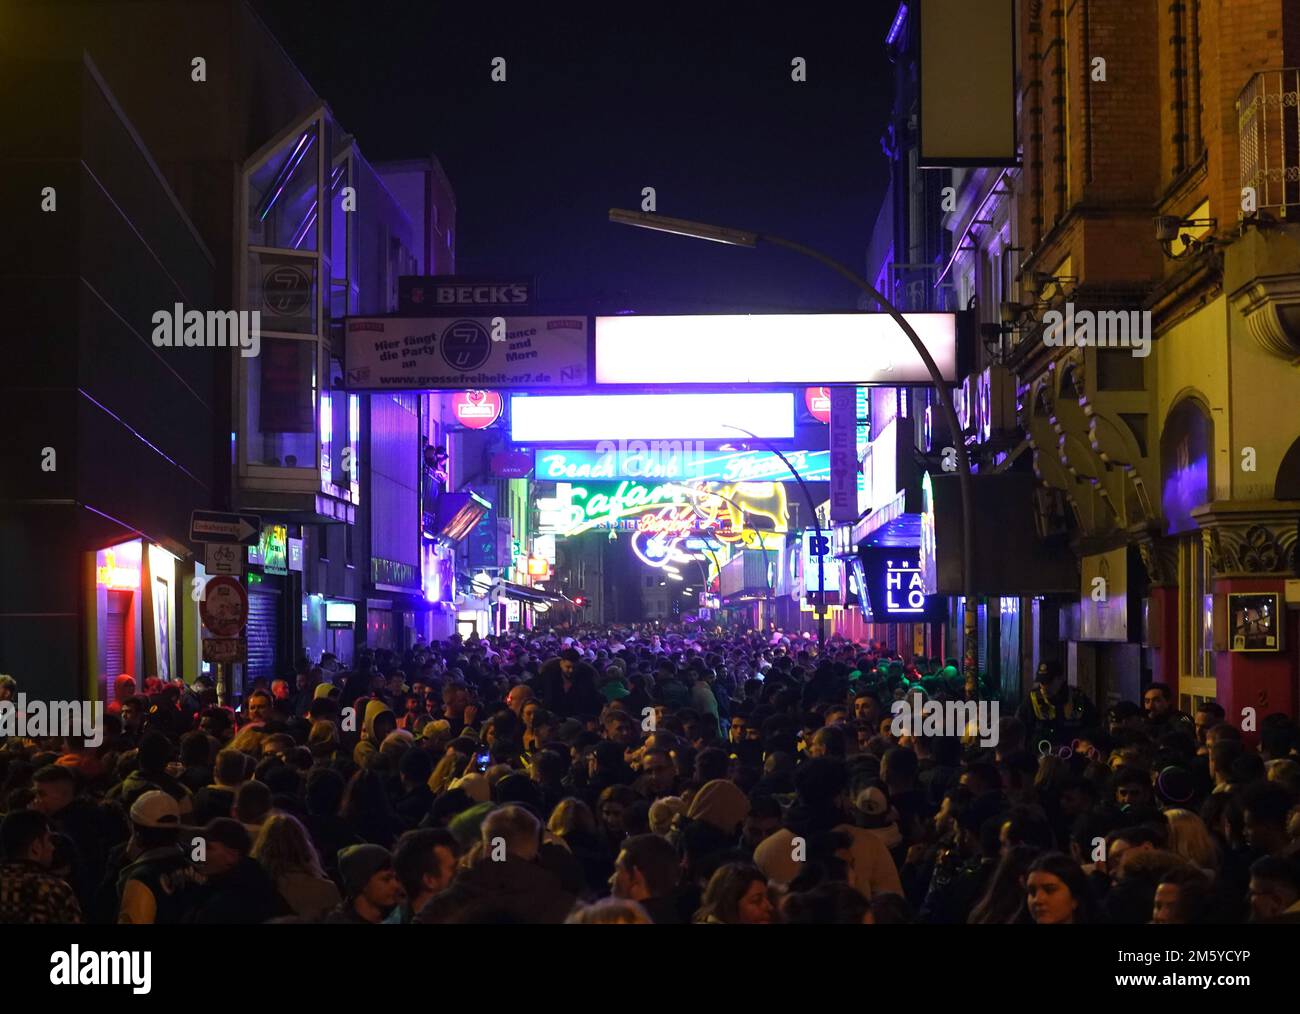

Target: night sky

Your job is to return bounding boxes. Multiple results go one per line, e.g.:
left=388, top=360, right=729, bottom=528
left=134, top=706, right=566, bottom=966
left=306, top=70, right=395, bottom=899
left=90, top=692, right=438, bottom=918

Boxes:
left=254, top=1, right=897, bottom=312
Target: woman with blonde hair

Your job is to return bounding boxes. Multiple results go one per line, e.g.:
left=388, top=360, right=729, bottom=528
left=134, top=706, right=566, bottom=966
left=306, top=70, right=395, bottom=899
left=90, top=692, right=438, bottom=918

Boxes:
left=1162, top=808, right=1220, bottom=875
left=252, top=812, right=341, bottom=919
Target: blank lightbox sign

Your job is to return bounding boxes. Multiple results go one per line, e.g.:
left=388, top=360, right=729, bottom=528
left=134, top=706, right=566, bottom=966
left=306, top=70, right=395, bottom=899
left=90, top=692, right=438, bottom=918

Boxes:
left=919, top=0, right=1018, bottom=167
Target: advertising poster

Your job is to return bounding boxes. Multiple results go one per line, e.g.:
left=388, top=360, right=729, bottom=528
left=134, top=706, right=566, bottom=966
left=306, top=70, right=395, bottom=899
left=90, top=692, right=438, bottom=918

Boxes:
left=345, top=316, right=588, bottom=389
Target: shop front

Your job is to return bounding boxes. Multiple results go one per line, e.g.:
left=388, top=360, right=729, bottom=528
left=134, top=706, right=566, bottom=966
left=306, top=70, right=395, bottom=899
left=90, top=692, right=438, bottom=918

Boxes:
left=88, top=537, right=193, bottom=702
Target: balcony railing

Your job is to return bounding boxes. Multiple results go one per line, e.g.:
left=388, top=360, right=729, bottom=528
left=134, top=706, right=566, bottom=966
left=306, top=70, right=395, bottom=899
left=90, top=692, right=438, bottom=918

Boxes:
left=1238, top=69, right=1300, bottom=216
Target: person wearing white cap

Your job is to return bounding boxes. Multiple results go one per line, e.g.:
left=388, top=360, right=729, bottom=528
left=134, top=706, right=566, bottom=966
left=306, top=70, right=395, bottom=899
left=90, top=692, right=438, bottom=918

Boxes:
left=115, top=790, right=204, bottom=924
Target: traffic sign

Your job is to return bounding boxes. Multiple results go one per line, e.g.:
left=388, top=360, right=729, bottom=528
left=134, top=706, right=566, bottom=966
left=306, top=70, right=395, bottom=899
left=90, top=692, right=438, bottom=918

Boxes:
left=191, top=510, right=261, bottom=545
left=200, top=576, right=249, bottom=637
left=202, top=637, right=247, bottom=664
left=205, top=543, right=244, bottom=577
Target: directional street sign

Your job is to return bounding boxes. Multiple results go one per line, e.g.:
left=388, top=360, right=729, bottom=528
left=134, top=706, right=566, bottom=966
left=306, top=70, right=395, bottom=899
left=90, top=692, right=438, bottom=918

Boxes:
left=191, top=510, right=261, bottom=546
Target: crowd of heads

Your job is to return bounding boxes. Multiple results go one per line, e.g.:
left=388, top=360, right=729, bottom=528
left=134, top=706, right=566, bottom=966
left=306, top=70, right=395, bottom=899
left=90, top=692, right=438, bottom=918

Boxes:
left=2, top=623, right=1299, bottom=925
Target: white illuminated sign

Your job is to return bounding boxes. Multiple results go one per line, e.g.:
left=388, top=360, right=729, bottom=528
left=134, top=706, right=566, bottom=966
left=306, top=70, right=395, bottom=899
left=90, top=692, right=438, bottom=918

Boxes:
left=510, top=392, right=794, bottom=442
left=885, top=559, right=926, bottom=614
left=595, top=313, right=958, bottom=385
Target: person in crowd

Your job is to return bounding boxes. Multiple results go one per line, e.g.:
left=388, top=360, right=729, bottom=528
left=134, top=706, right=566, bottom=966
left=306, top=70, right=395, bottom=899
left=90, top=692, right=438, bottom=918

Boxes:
left=1016, top=661, right=1097, bottom=746
left=609, top=833, right=684, bottom=924
left=252, top=813, right=341, bottom=920
left=323, top=844, right=405, bottom=924
left=389, top=828, right=458, bottom=924
left=1025, top=852, right=1093, bottom=924
left=0, top=809, right=82, bottom=923
left=693, top=862, right=774, bottom=924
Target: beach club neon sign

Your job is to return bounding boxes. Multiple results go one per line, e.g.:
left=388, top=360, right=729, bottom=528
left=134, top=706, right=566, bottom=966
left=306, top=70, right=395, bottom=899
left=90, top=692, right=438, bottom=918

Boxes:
left=538, top=480, right=789, bottom=569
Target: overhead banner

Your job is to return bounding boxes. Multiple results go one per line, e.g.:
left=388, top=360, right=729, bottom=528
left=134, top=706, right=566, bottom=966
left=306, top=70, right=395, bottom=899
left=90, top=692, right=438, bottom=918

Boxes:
left=344, top=316, right=587, bottom=390
left=828, top=386, right=858, bottom=522
left=594, top=313, right=958, bottom=385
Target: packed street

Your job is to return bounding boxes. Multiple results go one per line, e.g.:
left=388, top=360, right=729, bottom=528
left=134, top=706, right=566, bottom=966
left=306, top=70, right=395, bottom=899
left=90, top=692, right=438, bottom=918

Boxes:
left=2, top=0, right=1300, bottom=973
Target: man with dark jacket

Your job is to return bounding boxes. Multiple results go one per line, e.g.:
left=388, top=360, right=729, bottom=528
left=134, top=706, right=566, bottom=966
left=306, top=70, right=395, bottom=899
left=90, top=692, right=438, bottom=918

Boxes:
left=609, top=833, right=684, bottom=924
left=534, top=651, right=604, bottom=719
left=31, top=765, right=127, bottom=909
left=414, top=805, right=576, bottom=923
left=107, top=731, right=194, bottom=819
left=183, top=819, right=287, bottom=924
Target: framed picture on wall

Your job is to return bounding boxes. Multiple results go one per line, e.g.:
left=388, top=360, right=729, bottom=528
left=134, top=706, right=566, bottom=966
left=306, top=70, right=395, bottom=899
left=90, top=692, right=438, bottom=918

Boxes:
left=1228, top=592, right=1281, bottom=652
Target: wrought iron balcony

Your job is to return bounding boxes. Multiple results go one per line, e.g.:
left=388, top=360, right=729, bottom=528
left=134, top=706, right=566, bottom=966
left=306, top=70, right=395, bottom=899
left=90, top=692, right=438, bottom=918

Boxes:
left=1238, top=69, right=1300, bottom=217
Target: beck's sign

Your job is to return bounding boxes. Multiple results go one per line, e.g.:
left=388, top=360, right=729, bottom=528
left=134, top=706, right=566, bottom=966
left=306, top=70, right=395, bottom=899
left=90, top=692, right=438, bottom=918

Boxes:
left=400, top=276, right=532, bottom=313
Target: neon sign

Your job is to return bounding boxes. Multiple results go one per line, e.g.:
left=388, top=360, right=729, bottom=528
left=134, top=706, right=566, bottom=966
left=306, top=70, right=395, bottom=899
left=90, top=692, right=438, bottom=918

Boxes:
left=534, top=447, right=838, bottom=484
left=96, top=549, right=141, bottom=589
left=805, top=387, right=832, bottom=424
left=452, top=390, right=503, bottom=429
left=885, top=559, right=925, bottom=613
left=538, top=480, right=788, bottom=538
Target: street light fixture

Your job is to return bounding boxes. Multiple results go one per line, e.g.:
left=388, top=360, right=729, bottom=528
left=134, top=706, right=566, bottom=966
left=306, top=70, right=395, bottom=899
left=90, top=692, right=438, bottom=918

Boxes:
left=610, top=208, right=978, bottom=673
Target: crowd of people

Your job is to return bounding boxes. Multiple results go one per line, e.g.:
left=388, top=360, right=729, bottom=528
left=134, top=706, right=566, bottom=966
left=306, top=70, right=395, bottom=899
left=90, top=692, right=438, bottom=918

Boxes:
left=2, top=625, right=1300, bottom=925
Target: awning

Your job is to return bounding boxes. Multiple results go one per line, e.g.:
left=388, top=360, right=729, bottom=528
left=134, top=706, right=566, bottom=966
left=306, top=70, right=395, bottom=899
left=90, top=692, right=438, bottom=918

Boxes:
left=498, top=581, right=567, bottom=604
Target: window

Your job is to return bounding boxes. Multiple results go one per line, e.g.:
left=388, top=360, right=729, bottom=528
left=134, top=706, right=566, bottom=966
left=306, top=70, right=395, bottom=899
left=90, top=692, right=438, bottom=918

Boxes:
left=345, top=523, right=354, bottom=568
left=242, top=115, right=326, bottom=474
left=317, top=526, right=329, bottom=562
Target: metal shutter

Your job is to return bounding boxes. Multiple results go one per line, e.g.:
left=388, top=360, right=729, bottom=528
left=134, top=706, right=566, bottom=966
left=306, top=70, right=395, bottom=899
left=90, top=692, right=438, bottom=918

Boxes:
left=105, top=591, right=129, bottom=687
left=246, top=588, right=280, bottom=680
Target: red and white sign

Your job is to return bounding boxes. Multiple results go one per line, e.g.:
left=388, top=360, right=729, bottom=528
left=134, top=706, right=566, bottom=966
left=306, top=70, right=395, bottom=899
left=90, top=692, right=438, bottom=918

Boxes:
left=200, top=576, right=249, bottom=637
left=805, top=386, right=832, bottom=424
left=452, top=390, right=503, bottom=429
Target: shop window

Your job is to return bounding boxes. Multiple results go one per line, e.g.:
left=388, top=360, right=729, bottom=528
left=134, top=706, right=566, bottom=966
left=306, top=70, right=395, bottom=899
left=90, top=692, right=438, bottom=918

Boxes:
left=244, top=336, right=317, bottom=468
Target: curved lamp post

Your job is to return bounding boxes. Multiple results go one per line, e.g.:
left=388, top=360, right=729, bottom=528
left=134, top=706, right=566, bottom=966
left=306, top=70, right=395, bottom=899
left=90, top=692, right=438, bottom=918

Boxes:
left=608, top=209, right=977, bottom=671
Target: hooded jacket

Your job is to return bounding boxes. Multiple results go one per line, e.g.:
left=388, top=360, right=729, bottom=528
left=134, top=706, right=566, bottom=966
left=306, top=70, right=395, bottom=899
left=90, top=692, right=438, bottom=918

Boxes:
left=353, top=699, right=395, bottom=769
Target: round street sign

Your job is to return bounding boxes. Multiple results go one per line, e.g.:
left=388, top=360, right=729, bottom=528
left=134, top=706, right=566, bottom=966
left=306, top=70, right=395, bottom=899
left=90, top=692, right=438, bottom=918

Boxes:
left=201, top=576, right=249, bottom=637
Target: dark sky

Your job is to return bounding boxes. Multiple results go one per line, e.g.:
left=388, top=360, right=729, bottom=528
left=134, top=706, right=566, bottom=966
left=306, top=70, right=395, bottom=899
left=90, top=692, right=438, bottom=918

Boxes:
left=254, top=2, right=898, bottom=311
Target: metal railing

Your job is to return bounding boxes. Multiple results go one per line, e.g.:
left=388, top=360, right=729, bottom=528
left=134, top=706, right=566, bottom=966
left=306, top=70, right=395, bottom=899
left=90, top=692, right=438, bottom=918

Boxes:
left=1238, top=69, right=1300, bottom=215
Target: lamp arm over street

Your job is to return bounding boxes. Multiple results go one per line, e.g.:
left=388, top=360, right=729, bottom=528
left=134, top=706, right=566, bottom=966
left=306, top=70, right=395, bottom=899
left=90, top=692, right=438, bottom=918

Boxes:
left=611, top=209, right=978, bottom=673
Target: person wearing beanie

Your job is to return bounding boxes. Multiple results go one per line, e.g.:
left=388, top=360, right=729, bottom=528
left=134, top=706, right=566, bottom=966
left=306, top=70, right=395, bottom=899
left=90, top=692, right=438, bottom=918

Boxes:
left=686, top=779, right=751, bottom=837
left=183, top=819, right=286, bottom=924
left=324, top=844, right=404, bottom=923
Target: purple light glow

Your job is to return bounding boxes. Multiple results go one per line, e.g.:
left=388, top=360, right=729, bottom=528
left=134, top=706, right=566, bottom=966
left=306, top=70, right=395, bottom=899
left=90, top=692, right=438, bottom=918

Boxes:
left=886, top=3, right=908, bottom=46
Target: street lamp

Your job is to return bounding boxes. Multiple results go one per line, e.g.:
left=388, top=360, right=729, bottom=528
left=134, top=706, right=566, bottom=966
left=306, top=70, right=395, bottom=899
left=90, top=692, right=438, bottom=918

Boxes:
left=610, top=209, right=978, bottom=673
